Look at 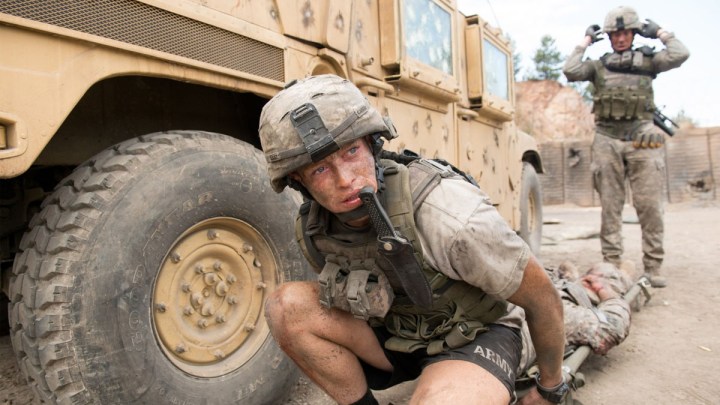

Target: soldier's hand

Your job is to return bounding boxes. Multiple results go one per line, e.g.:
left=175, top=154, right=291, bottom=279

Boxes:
left=632, top=132, right=665, bottom=149
left=640, top=19, right=661, bottom=39
left=585, top=24, right=603, bottom=43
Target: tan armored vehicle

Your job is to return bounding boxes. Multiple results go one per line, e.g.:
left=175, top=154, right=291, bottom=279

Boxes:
left=0, top=1, right=543, bottom=403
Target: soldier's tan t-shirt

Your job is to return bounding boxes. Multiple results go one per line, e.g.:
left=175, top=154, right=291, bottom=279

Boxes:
left=414, top=175, right=530, bottom=329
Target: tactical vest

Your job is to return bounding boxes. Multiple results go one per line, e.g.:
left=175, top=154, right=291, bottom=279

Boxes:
left=296, top=158, right=508, bottom=354
left=592, top=47, right=656, bottom=121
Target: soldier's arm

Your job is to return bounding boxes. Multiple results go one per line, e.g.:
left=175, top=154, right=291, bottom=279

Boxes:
left=653, top=29, right=690, bottom=72
left=508, top=256, right=566, bottom=390
left=563, top=39, right=595, bottom=82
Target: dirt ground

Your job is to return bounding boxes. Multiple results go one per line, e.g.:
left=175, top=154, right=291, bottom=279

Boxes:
left=2, top=201, right=719, bottom=404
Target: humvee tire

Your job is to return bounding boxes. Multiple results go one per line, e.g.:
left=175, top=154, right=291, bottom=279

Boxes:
left=8, top=132, right=306, bottom=404
left=519, top=162, right=543, bottom=255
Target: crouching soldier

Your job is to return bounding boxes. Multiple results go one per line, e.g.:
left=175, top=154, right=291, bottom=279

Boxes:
left=257, top=74, right=567, bottom=405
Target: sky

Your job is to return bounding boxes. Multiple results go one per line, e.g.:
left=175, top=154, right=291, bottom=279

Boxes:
left=457, top=0, right=719, bottom=127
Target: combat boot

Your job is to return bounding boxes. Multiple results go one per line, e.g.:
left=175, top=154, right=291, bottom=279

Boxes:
left=644, top=268, right=667, bottom=288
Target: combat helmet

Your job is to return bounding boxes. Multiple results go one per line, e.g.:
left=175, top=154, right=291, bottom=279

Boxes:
left=259, top=74, right=397, bottom=193
left=603, top=6, right=642, bottom=33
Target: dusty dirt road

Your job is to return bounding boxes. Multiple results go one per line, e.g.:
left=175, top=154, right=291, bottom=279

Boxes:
left=2, top=201, right=719, bottom=404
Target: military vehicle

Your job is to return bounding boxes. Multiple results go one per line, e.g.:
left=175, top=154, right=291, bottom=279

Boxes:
left=0, top=0, right=543, bottom=403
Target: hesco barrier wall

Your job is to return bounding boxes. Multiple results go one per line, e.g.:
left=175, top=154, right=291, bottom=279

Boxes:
left=539, top=127, right=720, bottom=206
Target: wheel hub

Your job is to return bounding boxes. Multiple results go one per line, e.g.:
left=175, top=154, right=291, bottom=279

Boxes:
left=153, top=217, right=276, bottom=377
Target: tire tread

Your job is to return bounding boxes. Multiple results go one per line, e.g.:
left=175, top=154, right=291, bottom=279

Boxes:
left=8, top=132, right=251, bottom=403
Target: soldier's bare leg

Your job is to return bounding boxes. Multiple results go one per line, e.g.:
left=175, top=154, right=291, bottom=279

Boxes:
left=410, top=360, right=510, bottom=405
left=592, top=134, right=627, bottom=266
left=264, top=281, right=392, bottom=404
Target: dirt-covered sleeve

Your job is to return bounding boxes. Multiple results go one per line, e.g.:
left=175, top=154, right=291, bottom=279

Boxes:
left=563, top=45, right=595, bottom=82
left=653, top=34, right=690, bottom=73
left=414, top=177, right=530, bottom=300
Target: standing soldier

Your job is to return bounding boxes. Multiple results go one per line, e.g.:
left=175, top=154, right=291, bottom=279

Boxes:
left=563, top=6, right=690, bottom=288
left=258, top=74, right=567, bottom=405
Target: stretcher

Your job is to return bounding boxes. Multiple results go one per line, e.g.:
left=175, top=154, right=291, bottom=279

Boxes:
left=515, top=276, right=654, bottom=404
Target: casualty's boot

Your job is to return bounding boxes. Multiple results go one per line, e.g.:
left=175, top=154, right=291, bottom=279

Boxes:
left=644, top=268, right=667, bottom=288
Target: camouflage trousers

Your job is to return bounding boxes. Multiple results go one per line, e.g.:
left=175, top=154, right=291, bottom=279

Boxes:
left=591, top=132, right=666, bottom=274
left=563, top=298, right=631, bottom=355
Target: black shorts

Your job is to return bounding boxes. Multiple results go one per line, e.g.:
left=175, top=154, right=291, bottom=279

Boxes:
left=361, top=324, right=522, bottom=397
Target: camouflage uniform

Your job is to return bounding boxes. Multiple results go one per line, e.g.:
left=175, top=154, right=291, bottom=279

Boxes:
left=552, top=264, right=632, bottom=355
left=563, top=9, right=689, bottom=283
left=562, top=293, right=630, bottom=355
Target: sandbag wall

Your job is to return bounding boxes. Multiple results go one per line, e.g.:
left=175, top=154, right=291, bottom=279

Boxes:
left=539, top=127, right=720, bottom=206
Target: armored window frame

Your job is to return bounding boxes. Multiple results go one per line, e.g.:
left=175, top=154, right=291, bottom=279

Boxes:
left=464, top=19, right=514, bottom=122
left=379, top=0, right=461, bottom=104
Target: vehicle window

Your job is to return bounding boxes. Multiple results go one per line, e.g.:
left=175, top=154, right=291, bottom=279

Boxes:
left=483, top=38, right=509, bottom=100
left=403, top=0, right=453, bottom=75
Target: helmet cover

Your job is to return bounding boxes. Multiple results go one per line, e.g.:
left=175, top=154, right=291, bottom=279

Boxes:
left=259, top=74, right=396, bottom=192
left=603, top=6, right=642, bottom=33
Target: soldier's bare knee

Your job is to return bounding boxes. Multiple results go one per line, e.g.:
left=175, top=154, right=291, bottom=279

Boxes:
left=264, top=282, right=317, bottom=330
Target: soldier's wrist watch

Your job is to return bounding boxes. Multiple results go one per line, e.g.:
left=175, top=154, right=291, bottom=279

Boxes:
left=534, top=374, right=570, bottom=403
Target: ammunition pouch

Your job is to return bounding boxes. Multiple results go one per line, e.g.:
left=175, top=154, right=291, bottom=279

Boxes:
left=383, top=280, right=506, bottom=354
left=593, top=49, right=656, bottom=122
left=318, top=254, right=394, bottom=320
left=592, top=86, right=654, bottom=121
left=384, top=300, right=488, bottom=355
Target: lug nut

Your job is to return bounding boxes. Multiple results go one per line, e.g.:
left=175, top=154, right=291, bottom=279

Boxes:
left=242, top=243, right=253, bottom=253
left=191, top=292, right=204, bottom=307
left=195, top=264, right=204, bottom=274
left=170, top=252, right=182, bottom=263
left=253, top=259, right=262, bottom=268
left=204, top=272, right=218, bottom=285
left=256, top=282, right=267, bottom=290
left=201, top=302, right=214, bottom=316
left=216, top=281, right=229, bottom=296
left=197, top=319, right=208, bottom=329
left=183, top=306, right=194, bottom=316
left=175, top=343, right=186, bottom=354
left=156, top=303, right=167, bottom=313
left=207, top=229, right=219, bottom=240
left=213, top=261, right=223, bottom=271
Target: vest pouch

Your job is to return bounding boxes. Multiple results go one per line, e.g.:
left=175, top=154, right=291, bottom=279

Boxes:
left=610, top=93, right=627, bottom=120
left=383, top=301, right=488, bottom=354
left=446, top=282, right=508, bottom=324
left=318, top=256, right=394, bottom=320
left=599, top=94, right=612, bottom=119
left=318, top=260, right=344, bottom=308
left=346, top=269, right=394, bottom=320
left=626, top=94, right=639, bottom=120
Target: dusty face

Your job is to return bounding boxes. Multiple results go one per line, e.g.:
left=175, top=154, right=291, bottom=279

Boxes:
left=292, top=138, right=377, bottom=227
left=609, top=29, right=634, bottom=52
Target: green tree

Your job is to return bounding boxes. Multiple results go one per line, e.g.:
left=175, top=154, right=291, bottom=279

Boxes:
left=528, top=35, right=563, bottom=81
